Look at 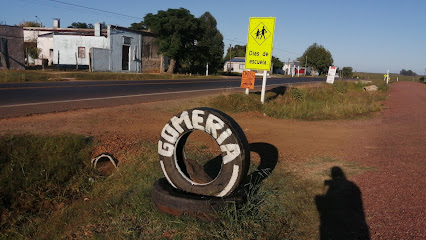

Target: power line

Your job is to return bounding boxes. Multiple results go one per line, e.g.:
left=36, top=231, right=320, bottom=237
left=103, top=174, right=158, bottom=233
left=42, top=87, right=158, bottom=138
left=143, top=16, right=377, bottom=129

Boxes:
left=45, top=0, right=142, bottom=20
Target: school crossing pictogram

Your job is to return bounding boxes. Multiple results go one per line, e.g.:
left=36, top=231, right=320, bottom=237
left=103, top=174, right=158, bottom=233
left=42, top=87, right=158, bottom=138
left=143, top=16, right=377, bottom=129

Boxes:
left=250, top=23, right=271, bottom=45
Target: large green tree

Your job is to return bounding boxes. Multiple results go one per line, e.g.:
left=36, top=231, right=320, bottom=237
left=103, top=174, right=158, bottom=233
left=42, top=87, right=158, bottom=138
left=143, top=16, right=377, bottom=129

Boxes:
left=298, top=43, right=333, bottom=75
left=271, top=56, right=284, bottom=72
left=400, top=69, right=417, bottom=76
left=129, top=21, right=146, bottom=31
left=144, top=8, right=203, bottom=74
left=195, top=12, right=224, bottom=74
left=224, top=45, right=246, bottom=60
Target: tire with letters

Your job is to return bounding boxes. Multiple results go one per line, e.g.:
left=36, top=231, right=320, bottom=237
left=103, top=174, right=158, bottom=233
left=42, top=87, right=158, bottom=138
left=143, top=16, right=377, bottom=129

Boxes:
left=158, top=107, right=250, bottom=197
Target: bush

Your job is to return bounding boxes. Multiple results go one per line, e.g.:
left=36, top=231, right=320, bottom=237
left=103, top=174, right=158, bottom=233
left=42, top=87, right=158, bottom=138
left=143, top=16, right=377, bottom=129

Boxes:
left=27, top=47, right=41, bottom=60
left=289, top=88, right=304, bottom=101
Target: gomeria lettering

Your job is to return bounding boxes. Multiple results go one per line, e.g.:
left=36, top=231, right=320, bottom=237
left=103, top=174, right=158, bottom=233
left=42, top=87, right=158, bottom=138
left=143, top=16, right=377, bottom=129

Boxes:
left=158, top=110, right=240, bottom=164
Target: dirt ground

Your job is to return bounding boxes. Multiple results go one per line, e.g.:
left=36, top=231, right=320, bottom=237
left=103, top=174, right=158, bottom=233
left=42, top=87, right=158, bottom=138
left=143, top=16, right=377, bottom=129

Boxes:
left=0, top=81, right=424, bottom=239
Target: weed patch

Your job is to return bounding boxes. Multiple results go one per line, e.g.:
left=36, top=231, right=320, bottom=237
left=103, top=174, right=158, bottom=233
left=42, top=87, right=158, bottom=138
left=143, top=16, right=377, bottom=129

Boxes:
left=2, top=136, right=371, bottom=239
left=0, top=134, right=93, bottom=238
left=208, top=81, right=388, bottom=120
left=5, top=140, right=320, bottom=239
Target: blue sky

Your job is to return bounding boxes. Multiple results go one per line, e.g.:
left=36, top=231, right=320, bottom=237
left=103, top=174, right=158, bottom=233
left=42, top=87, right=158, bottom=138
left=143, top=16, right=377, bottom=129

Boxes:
left=2, top=0, right=426, bottom=74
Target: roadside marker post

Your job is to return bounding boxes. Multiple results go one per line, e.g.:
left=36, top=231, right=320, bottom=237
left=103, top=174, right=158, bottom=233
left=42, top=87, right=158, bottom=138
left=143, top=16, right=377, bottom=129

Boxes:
left=386, top=70, right=389, bottom=84
left=245, top=17, right=276, bottom=104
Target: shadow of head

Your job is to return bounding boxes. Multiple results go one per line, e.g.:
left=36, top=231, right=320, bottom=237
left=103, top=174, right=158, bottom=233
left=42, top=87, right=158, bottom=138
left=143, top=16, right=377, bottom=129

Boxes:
left=330, top=166, right=346, bottom=180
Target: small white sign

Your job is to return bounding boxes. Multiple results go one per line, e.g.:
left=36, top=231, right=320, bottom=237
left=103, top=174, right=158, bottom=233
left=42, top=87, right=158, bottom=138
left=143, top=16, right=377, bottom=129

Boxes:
left=326, top=66, right=337, bottom=84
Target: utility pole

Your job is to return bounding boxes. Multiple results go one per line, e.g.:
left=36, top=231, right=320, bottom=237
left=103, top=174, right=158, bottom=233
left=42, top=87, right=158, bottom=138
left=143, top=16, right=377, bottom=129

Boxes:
left=229, top=44, right=232, bottom=72
left=304, top=56, right=307, bottom=76
left=287, top=58, right=290, bottom=75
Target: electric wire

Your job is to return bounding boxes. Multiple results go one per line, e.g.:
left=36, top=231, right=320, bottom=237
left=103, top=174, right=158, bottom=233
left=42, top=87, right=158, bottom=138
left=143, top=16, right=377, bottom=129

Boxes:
left=45, top=0, right=142, bottom=20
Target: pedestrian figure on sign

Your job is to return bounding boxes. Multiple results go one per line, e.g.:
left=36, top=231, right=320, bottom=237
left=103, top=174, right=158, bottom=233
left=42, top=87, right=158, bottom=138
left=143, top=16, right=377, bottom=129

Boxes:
left=256, top=29, right=260, bottom=39
left=261, top=26, right=267, bottom=39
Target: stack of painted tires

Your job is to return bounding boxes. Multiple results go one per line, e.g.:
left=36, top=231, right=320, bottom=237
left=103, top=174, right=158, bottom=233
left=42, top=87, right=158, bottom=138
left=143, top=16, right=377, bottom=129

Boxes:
left=152, top=107, right=251, bottom=219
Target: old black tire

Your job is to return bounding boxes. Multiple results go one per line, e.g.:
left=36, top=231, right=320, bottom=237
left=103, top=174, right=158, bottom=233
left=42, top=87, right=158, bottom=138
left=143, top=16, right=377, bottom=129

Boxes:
left=158, top=107, right=250, bottom=197
left=151, top=178, right=246, bottom=219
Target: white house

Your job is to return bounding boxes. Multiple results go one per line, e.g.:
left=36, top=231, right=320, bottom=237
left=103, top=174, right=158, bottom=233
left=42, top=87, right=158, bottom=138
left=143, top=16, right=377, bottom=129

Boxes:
left=282, top=60, right=314, bottom=76
left=223, top=57, right=246, bottom=73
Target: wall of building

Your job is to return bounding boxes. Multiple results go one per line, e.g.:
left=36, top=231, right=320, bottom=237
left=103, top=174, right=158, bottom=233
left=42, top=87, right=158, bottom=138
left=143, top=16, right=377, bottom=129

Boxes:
left=37, top=34, right=54, bottom=65
left=53, top=35, right=108, bottom=66
left=141, top=34, right=163, bottom=73
left=223, top=61, right=245, bottom=73
left=91, top=48, right=109, bottom=71
left=0, top=25, right=25, bottom=70
left=108, top=27, right=141, bottom=72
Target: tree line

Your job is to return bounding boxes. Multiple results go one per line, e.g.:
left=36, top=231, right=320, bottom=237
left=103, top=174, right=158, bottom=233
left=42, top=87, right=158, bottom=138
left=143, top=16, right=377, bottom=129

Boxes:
left=399, top=69, right=417, bottom=76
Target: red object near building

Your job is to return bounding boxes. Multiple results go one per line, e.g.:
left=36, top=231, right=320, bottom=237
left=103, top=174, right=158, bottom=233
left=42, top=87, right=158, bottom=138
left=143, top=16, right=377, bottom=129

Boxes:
left=295, top=68, right=305, bottom=74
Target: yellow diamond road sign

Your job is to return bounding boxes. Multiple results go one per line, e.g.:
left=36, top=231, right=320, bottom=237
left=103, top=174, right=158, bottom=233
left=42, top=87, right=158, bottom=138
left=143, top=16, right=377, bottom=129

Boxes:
left=250, top=22, right=271, bottom=46
left=245, top=17, right=275, bottom=71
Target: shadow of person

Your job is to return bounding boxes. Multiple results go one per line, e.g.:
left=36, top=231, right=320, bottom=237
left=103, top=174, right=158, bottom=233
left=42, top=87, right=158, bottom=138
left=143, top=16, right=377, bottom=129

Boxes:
left=315, top=166, right=370, bottom=240
left=253, top=86, right=288, bottom=101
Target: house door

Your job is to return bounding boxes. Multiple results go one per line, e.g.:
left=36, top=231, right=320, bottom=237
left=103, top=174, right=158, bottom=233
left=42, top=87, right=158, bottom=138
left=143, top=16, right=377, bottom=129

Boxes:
left=122, top=45, right=130, bottom=71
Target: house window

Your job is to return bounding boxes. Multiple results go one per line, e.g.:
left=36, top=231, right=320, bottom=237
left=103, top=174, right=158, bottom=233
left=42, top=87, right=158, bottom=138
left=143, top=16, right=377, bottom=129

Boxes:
left=123, top=36, right=131, bottom=45
left=78, top=47, right=85, bottom=58
left=239, top=64, right=245, bottom=70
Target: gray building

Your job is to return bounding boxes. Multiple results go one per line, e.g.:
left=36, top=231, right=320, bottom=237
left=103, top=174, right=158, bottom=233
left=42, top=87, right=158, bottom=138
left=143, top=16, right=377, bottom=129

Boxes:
left=91, top=25, right=165, bottom=73
left=0, top=25, right=25, bottom=70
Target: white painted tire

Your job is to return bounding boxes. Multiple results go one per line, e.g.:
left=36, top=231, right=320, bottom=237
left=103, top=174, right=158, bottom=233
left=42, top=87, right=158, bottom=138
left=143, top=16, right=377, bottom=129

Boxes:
left=158, top=107, right=250, bottom=197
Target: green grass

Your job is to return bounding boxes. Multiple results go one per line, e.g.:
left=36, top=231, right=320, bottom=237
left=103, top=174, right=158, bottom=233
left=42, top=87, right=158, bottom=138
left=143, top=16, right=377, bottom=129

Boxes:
left=353, top=72, right=423, bottom=82
left=0, top=70, right=221, bottom=83
left=0, top=70, right=60, bottom=82
left=0, top=134, right=94, bottom=238
left=208, top=80, right=388, bottom=120
left=0, top=135, right=326, bottom=239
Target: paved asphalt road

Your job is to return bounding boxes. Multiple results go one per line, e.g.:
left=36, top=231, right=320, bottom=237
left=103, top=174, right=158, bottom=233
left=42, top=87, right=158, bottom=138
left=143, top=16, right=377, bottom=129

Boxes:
left=0, top=77, right=325, bottom=118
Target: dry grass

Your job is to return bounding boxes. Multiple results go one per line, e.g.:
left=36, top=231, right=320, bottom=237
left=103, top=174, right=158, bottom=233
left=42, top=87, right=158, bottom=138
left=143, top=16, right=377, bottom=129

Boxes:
left=208, top=80, right=388, bottom=121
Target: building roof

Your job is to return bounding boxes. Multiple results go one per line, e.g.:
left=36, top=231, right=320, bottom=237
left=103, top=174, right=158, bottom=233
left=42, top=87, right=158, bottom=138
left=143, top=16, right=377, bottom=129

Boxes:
left=224, top=57, right=245, bottom=63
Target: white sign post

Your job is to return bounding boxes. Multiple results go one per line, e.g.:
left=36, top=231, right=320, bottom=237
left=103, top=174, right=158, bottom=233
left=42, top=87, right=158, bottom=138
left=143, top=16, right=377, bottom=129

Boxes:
left=386, top=70, right=389, bottom=84
left=326, top=66, right=337, bottom=84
